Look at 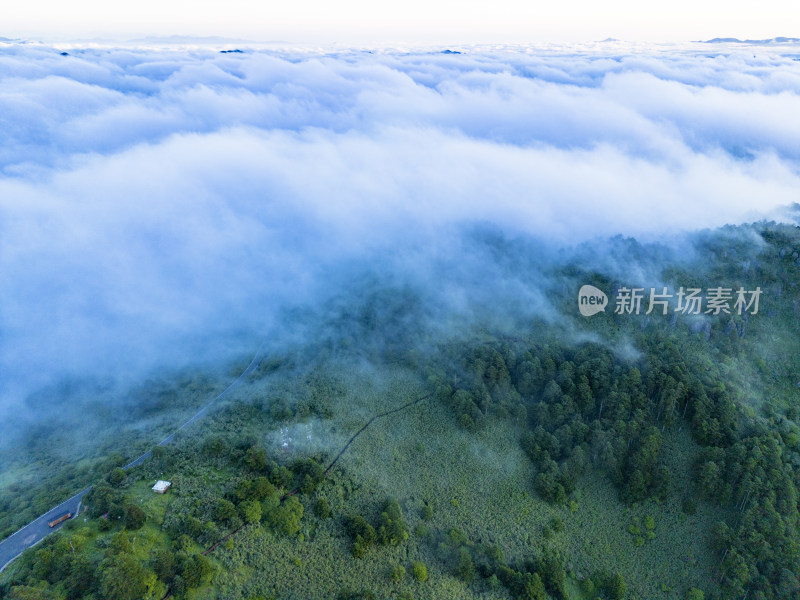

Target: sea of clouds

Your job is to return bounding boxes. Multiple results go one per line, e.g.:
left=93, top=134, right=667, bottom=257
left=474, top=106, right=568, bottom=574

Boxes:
left=1, top=40, right=800, bottom=420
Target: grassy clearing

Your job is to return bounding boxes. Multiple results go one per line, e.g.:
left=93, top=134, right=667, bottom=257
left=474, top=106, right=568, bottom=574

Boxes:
left=206, top=365, right=722, bottom=599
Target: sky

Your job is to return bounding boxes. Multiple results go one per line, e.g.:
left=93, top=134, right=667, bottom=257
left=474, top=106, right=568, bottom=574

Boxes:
left=2, top=0, right=799, bottom=43
left=2, top=0, right=800, bottom=446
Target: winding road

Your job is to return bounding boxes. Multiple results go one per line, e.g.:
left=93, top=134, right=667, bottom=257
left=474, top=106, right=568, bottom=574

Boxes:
left=0, top=344, right=265, bottom=573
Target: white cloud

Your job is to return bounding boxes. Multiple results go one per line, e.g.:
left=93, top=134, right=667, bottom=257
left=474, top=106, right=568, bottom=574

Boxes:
left=0, top=43, right=798, bottom=420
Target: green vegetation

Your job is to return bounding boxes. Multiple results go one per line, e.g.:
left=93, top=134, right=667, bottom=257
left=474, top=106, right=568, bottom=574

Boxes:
left=2, top=222, right=800, bottom=599
left=0, top=369, right=229, bottom=540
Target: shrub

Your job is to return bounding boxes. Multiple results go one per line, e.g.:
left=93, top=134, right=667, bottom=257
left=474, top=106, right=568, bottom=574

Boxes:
left=390, top=565, right=406, bottom=582
left=314, top=498, right=331, bottom=519
left=123, top=504, right=146, bottom=530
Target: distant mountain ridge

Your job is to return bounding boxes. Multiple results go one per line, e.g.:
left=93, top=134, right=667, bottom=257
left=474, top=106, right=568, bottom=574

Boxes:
left=128, top=35, right=255, bottom=45
left=703, top=36, right=800, bottom=44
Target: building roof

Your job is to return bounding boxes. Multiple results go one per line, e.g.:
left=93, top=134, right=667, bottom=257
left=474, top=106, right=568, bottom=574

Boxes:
left=152, top=480, right=171, bottom=492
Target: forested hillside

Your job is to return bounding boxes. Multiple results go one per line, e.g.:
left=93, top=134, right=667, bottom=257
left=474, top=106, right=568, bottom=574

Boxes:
left=2, top=221, right=799, bottom=600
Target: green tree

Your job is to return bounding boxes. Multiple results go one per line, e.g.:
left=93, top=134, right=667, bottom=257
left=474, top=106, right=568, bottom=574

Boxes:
left=390, top=564, right=406, bottom=582
left=108, top=468, right=127, bottom=487
left=520, top=572, right=547, bottom=600
left=123, top=503, right=146, bottom=530
left=270, top=466, right=294, bottom=489
left=346, top=515, right=376, bottom=545
left=245, top=446, right=268, bottom=471
left=455, top=547, right=475, bottom=582
left=151, top=549, right=176, bottom=582
left=352, top=535, right=370, bottom=558
left=64, top=554, right=95, bottom=599
left=182, top=554, right=213, bottom=589
left=107, top=530, right=132, bottom=555
left=216, top=498, right=238, bottom=522
left=251, top=476, right=275, bottom=500
left=377, top=498, right=408, bottom=546
left=581, top=577, right=596, bottom=596
left=300, top=474, right=316, bottom=495
left=171, top=575, right=186, bottom=597
left=314, top=498, right=331, bottom=519
left=240, top=499, right=262, bottom=524
left=6, top=586, right=57, bottom=600
left=100, top=554, right=160, bottom=600
left=606, top=572, right=627, bottom=600
left=412, top=561, right=428, bottom=582
left=265, top=496, right=304, bottom=536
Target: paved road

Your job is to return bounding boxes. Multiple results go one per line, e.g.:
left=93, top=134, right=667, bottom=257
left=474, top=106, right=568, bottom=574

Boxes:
left=0, top=344, right=264, bottom=574
left=0, top=488, right=91, bottom=572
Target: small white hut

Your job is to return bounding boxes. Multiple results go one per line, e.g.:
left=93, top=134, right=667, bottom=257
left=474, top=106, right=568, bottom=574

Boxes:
left=152, top=480, right=171, bottom=494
